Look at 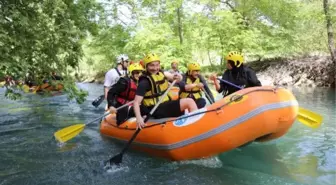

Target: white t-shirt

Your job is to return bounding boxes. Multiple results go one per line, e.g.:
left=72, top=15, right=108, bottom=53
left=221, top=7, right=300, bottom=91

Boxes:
left=167, top=69, right=182, bottom=75
left=103, top=68, right=126, bottom=89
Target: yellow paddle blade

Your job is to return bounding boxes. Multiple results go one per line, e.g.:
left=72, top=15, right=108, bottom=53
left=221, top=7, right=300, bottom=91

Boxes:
left=297, top=107, right=323, bottom=128
left=54, top=124, right=85, bottom=143
left=22, top=85, right=30, bottom=93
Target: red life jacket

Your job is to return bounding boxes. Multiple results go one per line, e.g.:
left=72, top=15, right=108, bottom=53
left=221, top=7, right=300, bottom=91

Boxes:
left=116, top=78, right=137, bottom=104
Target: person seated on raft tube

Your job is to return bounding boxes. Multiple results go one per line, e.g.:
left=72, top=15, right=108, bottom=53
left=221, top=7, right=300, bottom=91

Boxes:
left=179, top=62, right=215, bottom=108
left=41, top=71, right=64, bottom=84
left=210, top=51, right=262, bottom=97
left=107, top=63, right=144, bottom=125
left=51, top=72, right=63, bottom=81
left=133, top=53, right=199, bottom=129
left=168, top=60, right=182, bottom=75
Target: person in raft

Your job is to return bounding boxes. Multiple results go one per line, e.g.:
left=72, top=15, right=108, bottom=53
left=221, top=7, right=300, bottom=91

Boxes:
left=210, top=51, right=262, bottom=97
left=167, top=60, right=182, bottom=75
left=179, top=62, right=215, bottom=108
left=107, top=63, right=144, bottom=125
left=103, top=54, right=129, bottom=100
left=133, top=53, right=199, bottom=129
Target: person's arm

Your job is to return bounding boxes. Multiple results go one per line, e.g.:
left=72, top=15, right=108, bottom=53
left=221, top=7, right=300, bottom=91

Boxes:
left=184, top=83, right=198, bottom=91
left=134, top=79, right=150, bottom=129
left=107, top=78, right=128, bottom=107
left=164, top=71, right=182, bottom=82
left=180, top=74, right=194, bottom=91
left=104, top=87, right=109, bottom=99
left=210, top=73, right=221, bottom=92
left=104, top=70, right=120, bottom=99
left=104, top=71, right=112, bottom=99
left=134, top=95, right=144, bottom=129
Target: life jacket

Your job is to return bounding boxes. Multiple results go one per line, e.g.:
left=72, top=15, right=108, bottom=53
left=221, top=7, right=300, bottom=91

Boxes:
left=180, top=76, right=202, bottom=100
left=116, top=78, right=137, bottom=104
left=141, top=71, right=171, bottom=107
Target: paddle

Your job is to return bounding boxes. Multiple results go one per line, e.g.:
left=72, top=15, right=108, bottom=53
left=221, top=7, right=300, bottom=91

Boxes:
left=216, top=78, right=323, bottom=128
left=106, top=80, right=177, bottom=166
left=201, top=88, right=214, bottom=104
left=297, top=107, right=323, bottom=129
left=92, top=95, right=105, bottom=108
left=54, top=100, right=134, bottom=143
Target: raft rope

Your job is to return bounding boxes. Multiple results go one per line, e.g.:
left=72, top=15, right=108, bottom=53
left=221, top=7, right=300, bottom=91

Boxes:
left=109, top=88, right=278, bottom=130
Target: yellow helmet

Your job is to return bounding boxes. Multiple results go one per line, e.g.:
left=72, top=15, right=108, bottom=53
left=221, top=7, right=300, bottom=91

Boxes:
left=171, top=60, right=179, bottom=65
left=187, top=62, right=201, bottom=71
left=128, top=63, right=144, bottom=74
left=143, top=53, right=160, bottom=66
left=225, top=51, right=244, bottom=67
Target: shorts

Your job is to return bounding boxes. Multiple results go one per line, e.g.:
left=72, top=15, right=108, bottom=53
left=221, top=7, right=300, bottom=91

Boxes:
left=195, top=98, right=206, bottom=109
left=113, top=102, right=130, bottom=125
left=142, top=100, right=183, bottom=119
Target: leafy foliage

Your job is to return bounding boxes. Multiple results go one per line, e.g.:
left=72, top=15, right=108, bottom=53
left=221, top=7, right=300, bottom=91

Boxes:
left=0, top=0, right=103, bottom=101
left=1, top=0, right=335, bottom=101
left=86, top=0, right=334, bottom=74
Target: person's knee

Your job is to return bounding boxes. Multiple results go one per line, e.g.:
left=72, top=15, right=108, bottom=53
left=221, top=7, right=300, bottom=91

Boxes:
left=196, top=98, right=206, bottom=108
left=180, top=98, right=197, bottom=111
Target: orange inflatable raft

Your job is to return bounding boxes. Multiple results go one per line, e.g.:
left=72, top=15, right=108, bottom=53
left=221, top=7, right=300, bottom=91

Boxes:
left=100, top=86, right=299, bottom=161
left=23, top=82, right=64, bottom=94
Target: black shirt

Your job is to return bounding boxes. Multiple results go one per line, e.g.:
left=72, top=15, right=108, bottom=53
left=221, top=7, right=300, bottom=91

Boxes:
left=136, top=78, right=152, bottom=97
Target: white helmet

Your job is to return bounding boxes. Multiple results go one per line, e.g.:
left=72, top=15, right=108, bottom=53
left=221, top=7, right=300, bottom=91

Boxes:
left=116, top=54, right=129, bottom=63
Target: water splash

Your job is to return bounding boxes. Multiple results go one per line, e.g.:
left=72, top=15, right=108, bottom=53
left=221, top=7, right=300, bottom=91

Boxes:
left=172, top=156, right=223, bottom=168
left=103, top=162, right=129, bottom=174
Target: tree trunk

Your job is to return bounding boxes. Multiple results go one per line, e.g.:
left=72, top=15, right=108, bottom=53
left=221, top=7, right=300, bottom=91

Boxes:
left=323, top=0, right=336, bottom=64
left=207, top=49, right=213, bottom=66
left=177, top=7, right=183, bottom=45
left=219, top=34, right=225, bottom=66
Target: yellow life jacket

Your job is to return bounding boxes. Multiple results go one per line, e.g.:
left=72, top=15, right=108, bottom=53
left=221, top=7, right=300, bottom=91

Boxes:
left=142, top=71, right=171, bottom=107
left=180, top=76, right=202, bottom=100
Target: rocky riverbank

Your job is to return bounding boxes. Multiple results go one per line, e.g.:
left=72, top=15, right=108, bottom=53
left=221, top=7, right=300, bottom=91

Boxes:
left=249, top=55, right=335, bottom=88
left=79, top=55, right=335, bottom=88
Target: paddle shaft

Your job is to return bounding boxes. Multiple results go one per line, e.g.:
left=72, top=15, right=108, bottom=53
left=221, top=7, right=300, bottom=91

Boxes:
left=202, top=88, right=214, bottom=104
left=109, top=80, right=177, bottom=164
left=87, top=100, right=134, bottom=126
left=217, top=78, right=243, bottom=90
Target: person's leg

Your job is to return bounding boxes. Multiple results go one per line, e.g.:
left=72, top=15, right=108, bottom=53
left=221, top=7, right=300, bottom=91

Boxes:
left=151, top=100, right=183, bottom=118
left=195, top=98, right=206, bottom=109
left=180, top=98, right=198, bottom=113
left=129, top=104, right=149, bottom=118
left=116, top=106, right=129, bottom=125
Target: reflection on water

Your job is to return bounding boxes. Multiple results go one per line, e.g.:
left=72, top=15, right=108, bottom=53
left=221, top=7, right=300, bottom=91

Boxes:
left=0, top=84, right=335, bottom=185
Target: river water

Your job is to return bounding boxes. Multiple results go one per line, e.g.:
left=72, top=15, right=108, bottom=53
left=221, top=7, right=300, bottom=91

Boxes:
left=0, top=83, right=335, bottom=185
